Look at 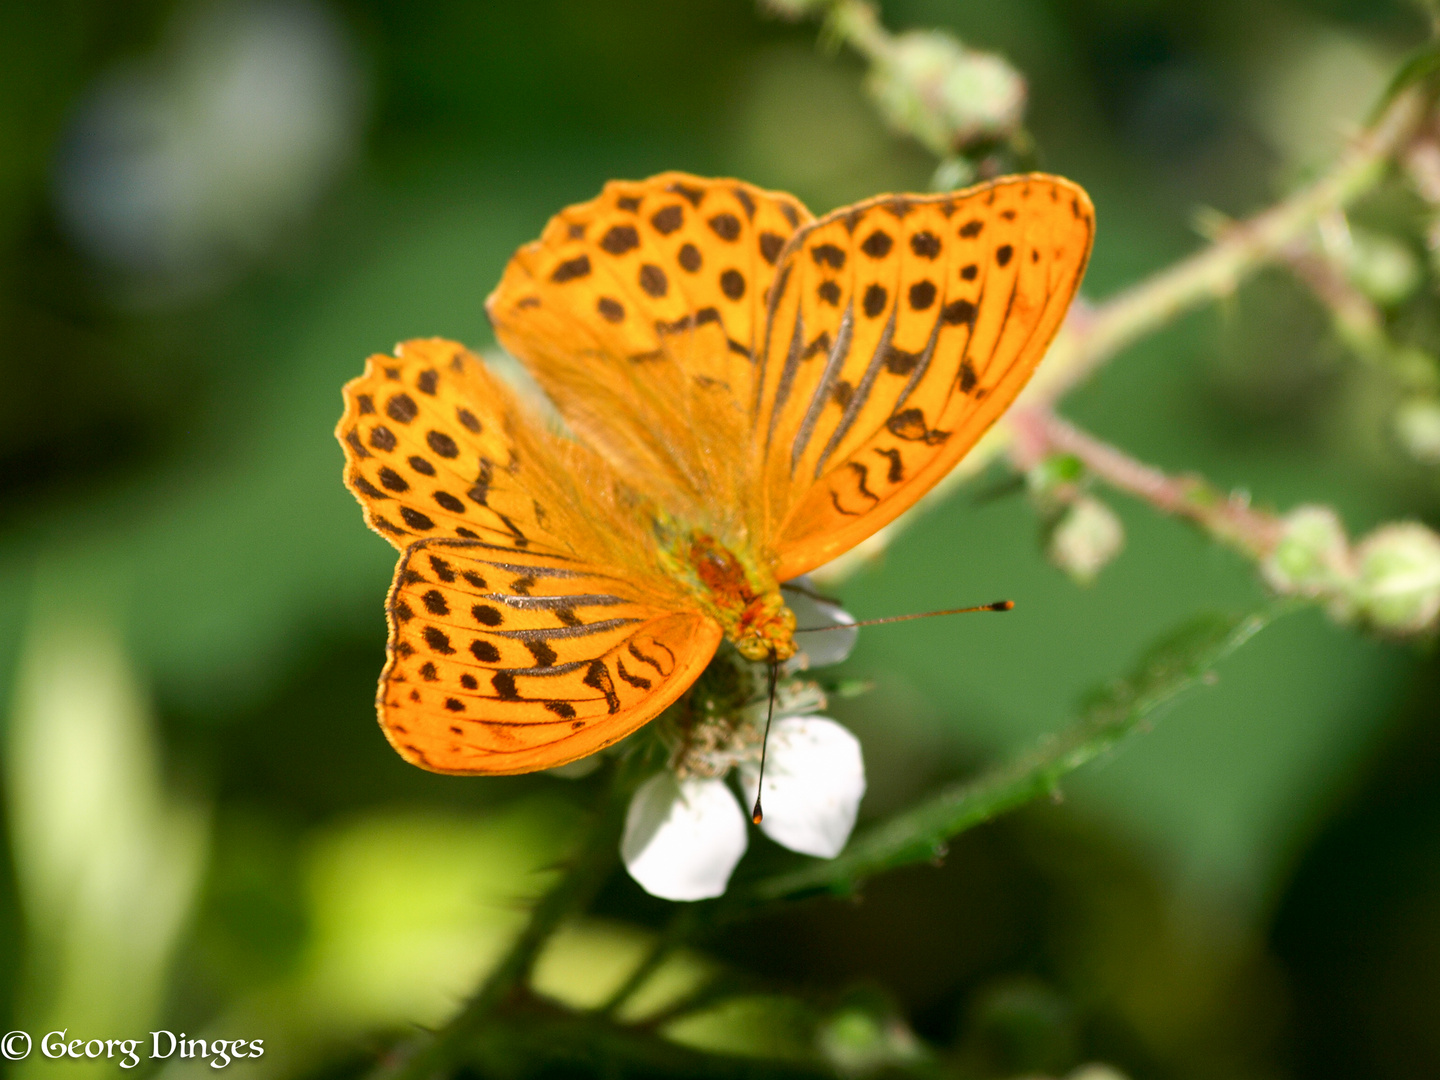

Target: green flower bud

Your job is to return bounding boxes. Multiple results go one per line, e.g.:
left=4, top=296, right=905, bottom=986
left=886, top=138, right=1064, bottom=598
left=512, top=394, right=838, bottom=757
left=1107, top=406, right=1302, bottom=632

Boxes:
left=1026, top=453, right=1084, bottom=498
left=1260, top=505, right=1352, bottom=598
left=866, top=31, right=1026, bottom=157
left=1395, top=397, right=1440, bottom=466
left=1047, top=496, right=1124, bottom=585
left=817, top=1006, right=924, bottom=1076
left=1346, top=522, right=1440, bottom=635
left=1344, top=227, right=1422, bottom=306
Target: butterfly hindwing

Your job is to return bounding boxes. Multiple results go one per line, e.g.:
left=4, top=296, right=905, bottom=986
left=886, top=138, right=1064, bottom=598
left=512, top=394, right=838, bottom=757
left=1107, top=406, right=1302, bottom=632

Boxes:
left=380, top=539, right=722, bottom=775
left=758, top=175, right=1095, bottom=579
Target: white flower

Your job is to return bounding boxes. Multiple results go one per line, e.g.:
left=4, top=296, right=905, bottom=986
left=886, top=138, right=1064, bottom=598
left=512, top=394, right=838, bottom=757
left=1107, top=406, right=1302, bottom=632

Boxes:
left=740, top=717, right=866, bottom=858
left=622, top=716, right=866, bottom=900
left=619, top=588, right=867, bottom=901
left=784, top=584, right=858, bottom=669
left=621, top=773, right=747, bottom=902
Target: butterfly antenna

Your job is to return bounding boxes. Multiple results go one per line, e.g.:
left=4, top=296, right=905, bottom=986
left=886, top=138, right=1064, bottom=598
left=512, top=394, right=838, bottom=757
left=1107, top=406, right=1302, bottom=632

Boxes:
left=794, top=600, right=1014, bottom=634
left=751, top=651, right=780, bottom=825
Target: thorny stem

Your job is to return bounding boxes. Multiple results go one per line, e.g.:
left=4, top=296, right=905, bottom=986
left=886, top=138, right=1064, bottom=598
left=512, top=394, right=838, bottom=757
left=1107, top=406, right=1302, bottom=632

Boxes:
left=825, top=0, right=892, bottom=64
left=1023, top=88, right=1430, bottom=410
left=598, top=908, right=698, bottom=1018
left=371, top=772, right=629, bottom=1080
left=1284, top=240, right=1439, bottom=393
left=1008, top=408, right=1285, bottom=560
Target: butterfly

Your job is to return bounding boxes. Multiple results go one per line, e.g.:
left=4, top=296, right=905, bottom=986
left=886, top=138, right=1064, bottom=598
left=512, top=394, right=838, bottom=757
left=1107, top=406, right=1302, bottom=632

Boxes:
left=337, top=172, right=1094, bottom=775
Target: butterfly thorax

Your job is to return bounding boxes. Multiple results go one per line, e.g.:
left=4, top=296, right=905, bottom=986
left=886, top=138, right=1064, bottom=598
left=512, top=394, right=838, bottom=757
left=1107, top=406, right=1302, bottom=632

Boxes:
left=656, top=525, right=797, bottom=662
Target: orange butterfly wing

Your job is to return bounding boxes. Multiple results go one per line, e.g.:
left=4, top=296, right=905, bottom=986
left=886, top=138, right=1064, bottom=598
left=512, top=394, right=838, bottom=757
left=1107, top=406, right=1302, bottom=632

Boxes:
left=337, top=338, right=722, bottom=774
left=486, top=172, right=812, bottom=521
left=757, top=175, right=1095, bottom=581
left=375, top=539, right=719, bottom=775
left=340, top=174, right=1094, bottom=774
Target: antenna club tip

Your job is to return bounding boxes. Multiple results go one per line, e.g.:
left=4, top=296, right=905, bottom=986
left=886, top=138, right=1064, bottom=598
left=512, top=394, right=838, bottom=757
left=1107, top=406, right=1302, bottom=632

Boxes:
left=991, top=600, right=1015, bottom=611
left=751, top=807, right=764, bottom=824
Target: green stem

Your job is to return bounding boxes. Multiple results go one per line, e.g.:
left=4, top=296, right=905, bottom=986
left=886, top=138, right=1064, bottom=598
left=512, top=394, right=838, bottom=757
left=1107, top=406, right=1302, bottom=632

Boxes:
left=825, top=0, right=893, bottom=63
left=371, top=774, right=629, bottom=1080
left=742, top=608, right=1275, bottom=903
left=465, top=1002, right=835, bottom=1079
left=1009, top=408, right=1285, bottom=561
left=598, top=908, right=697, bottom=1018
left=1025, top=88, right=1428, bottom=409
left=1285, top=246, right=1439, bottom=394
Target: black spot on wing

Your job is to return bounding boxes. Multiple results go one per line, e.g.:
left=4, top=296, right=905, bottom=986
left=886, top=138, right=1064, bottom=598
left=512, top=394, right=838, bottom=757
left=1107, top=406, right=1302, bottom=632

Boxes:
left=709, top=213, right=741, bottom=241
left=584, top=660, right=621, bottom=714
left=639, top=263, right=668, bottom=297
left=400, top=507, right=435, bottom=530
left=422, top=626, right=455, bottom=654
left=651, top=205, right=683, bottom=234
left=552, top=255, right=591, bottom=282
left=861, top=230, right=892, bottom=258
left=386, top=394, right=418, bottom=423
left=910, top=231, right=941, bottom=258
left=720, top=269, right=745, bottom=300
left=601, top=225, right=640, bottom=254
left=427, top=431, right=459, bottom=459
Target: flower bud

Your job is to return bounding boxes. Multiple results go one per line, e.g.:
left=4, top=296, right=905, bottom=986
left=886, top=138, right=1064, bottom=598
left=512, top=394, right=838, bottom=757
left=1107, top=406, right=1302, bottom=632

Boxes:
left=1346, top=522, right=1440, bottom=635
left=1260, top=504, right=1352, bottom=598
left=866, top=31, right=1026, bottom=157
left=1047, top=496, right=1124, bottom=585
left=1395, top=397, right=1440, bottom=466
left=1343, top=227, right=1422, bottom=306
left=1026, top=453, right=1084, bottom=500
left=818, top=1006, right=925, bottom=1076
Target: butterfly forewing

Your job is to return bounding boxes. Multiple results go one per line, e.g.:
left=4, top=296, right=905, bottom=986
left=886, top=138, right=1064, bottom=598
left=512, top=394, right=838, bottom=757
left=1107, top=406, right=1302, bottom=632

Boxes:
left=759, top=176, right=1095, bottom=580
left=379, top=539, right=721, bottom=775
left=486, top=173, right=813, bottom=515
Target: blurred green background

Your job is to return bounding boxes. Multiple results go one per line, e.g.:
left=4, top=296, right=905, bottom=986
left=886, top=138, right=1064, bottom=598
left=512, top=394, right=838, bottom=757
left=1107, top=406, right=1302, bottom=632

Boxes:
left=1, top=0, right=1439, bottom=1076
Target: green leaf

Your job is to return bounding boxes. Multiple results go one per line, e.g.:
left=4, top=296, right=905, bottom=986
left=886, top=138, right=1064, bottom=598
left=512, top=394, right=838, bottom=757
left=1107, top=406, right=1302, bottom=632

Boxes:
left=743, top=607, right=1278, bottom=903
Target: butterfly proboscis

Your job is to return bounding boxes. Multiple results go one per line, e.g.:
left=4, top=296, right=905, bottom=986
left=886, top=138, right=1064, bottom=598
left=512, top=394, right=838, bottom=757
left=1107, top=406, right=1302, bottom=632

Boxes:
left=750, top=599, right=1015, bottom=823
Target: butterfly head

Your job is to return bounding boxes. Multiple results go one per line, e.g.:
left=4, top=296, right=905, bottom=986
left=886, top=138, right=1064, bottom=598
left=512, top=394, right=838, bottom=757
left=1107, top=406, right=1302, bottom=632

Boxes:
left=732, top=592, right=797, bottom=663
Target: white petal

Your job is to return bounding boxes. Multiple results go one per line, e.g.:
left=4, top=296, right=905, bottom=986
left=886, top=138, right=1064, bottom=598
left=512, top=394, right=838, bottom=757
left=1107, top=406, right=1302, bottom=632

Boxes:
left=621, top=773, right=748, bottom=901
left=783, top=580, right=858, bottom=668
left=739, top=717, right=865, bottom=858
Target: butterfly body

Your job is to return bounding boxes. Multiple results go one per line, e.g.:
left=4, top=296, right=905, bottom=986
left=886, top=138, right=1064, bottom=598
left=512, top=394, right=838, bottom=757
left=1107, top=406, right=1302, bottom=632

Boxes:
left=338, top=171, right=1094, bottom=774
left=666, top=529, right=796, bottom=662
